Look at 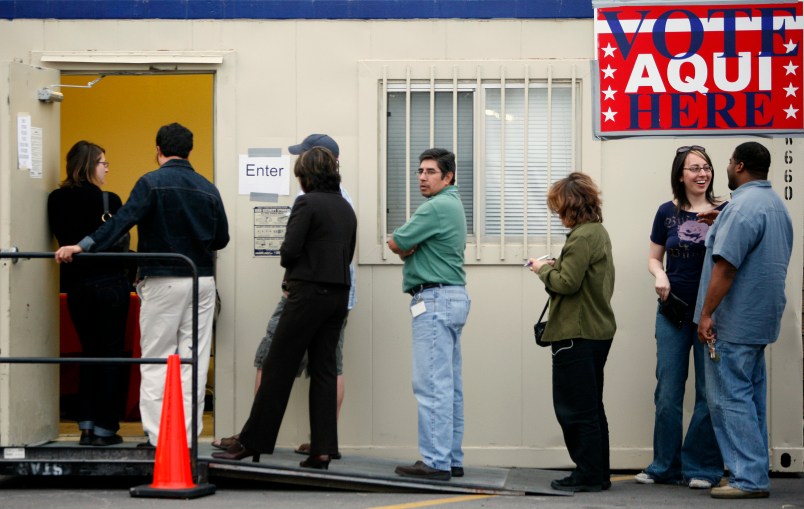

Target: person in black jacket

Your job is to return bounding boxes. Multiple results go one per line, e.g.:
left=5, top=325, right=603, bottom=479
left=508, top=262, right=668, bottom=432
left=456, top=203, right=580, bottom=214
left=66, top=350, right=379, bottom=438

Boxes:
left=48, top=140, right=131, bottom=446
left=212, top=147, right=357, bottom=469
left=55, top=124, right=229, bottom=448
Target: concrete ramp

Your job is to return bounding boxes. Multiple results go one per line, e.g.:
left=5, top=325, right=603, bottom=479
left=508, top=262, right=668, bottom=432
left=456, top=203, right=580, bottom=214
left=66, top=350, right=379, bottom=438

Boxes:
left=204, top=446, right=570, bottom=496
left=0, top=441, right=570, bottom=496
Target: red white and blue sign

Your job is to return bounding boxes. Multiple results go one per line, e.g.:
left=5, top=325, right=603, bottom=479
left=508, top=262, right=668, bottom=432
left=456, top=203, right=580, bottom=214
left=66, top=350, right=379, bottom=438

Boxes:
left=594, top=1, right=803, bottom=137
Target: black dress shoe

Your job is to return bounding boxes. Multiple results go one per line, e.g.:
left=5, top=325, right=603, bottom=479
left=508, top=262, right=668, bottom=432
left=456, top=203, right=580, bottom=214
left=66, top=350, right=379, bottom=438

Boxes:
left=394, top=461, right=451, bottom=481
left=91, top=434, right=123, bottom=446
left=210, top=440, right=260, bottom=462
left=451, top=467, right=464, bottom=477
left=212, top=434, right=240, bottom=451
left=299, top=454, right=330, bottom=470
left=295, top=443, right=342, bottom=460
left=79, top=430, right=94, bottom=446
left=136, top=441, right=155, bottom=449
left=550, top=475, right=603, bottom=492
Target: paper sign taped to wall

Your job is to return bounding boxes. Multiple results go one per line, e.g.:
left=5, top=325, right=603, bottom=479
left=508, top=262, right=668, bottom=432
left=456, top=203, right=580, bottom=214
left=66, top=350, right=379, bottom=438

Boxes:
left=16, top=114, right=32, bottom=171
left=239, top=155, right=291, bottom=196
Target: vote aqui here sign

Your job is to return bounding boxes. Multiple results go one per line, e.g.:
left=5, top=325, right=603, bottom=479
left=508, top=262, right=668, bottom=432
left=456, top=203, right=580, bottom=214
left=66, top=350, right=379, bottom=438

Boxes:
left=593, top=1, right=803, bottom=137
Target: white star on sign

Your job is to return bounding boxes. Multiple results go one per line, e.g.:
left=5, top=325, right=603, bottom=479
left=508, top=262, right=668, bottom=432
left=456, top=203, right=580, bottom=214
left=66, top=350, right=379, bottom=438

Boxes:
left=601, top=43, right=617, bottom=58
left=784, top=105, right=799, bottom=119
left=783, top=39, right=798, bottom=54
left=783, top=61, right=799, bottom=75
left=602, top=108, right=617, bottom=122
left=783, top=83, right=799, bottom=97
left=602, top=65, right=616, bottom=79
left=602, top=86, right=617, bottom=101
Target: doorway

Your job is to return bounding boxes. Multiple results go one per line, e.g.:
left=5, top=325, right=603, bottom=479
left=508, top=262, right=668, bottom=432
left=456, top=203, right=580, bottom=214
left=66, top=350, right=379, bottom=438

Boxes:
left=57, top=73, right=216, bottom=442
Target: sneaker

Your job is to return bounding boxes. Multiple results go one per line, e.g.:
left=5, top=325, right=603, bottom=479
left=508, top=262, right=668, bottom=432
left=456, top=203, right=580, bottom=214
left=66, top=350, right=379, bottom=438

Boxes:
left=710, top=485, right=769, bottom=499
left=688, top=478, right=712, bottom=489
left=635, top=472, right=655, bottom=484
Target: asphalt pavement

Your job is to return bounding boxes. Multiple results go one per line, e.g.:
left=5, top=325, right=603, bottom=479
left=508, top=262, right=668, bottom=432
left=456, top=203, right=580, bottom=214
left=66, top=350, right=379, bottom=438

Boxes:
left=0, top=471, right=802, bottom=509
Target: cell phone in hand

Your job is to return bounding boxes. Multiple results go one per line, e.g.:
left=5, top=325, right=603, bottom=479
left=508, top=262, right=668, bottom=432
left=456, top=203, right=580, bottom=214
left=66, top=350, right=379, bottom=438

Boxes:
left=524, top=254, right=552, bottom=267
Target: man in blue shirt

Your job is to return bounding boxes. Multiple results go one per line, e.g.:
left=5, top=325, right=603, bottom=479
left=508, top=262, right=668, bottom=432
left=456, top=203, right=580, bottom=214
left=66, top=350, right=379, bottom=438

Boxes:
left=695, top=141, right=793, bottom=500
left=56, top=123, right=229, bottom=448
left=388, top=148, right=470, bottom=481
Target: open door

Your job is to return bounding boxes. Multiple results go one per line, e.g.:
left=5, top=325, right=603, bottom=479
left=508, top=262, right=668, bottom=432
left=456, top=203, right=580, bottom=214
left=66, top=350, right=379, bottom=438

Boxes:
left=0, top=62, right=61, bottom=446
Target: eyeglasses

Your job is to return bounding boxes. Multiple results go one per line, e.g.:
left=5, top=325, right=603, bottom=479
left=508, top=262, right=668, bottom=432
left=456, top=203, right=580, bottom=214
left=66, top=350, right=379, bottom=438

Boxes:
left=677, top=145, right=706, bottom=154
left=97, top=161, right=110, bottom=168
left=416, top=168, right=440, bottom=177
left=684, top=165, right=712, bottom=174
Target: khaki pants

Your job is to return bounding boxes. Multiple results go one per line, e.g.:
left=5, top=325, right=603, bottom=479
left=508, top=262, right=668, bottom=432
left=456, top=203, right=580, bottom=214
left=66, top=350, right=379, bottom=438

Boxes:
left=137, top=275, right=216, bottom=446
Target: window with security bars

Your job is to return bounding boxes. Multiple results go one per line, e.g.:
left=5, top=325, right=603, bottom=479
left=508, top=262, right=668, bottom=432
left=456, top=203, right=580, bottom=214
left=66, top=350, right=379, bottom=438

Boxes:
left=483, top=85, right=574, bottom=239
left=385, top=81, right=577, bottom=242
left=385, top=89, right=475, bottom=233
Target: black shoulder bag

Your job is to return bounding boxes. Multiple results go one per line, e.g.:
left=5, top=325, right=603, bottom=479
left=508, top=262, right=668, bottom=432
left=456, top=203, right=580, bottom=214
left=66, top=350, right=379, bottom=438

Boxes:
left=533, top=300, right=550, bottom=347
left=658, top=292, right=688, bottom=329
left=102, top=191, right=131, bottom=253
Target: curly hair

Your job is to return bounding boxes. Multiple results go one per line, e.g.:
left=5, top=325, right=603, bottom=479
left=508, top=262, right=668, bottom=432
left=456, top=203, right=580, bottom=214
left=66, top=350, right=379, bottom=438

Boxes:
left=294, top=146, right=341, bottom=193
left=61, top=140, right=105, bottom=188
left=156, top=122, right=193, bottom=159
left=733, top=141, right=771, bottom=178
left=547, top=172, right=603, bottom=228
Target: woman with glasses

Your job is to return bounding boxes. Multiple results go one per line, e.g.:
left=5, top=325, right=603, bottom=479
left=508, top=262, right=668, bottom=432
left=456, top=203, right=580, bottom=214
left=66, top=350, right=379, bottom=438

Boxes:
left=526, top=172, right=616, bottom=492
left=635, top=145, right=726, bottom=488
left=47, top=141, right=131, bottom=446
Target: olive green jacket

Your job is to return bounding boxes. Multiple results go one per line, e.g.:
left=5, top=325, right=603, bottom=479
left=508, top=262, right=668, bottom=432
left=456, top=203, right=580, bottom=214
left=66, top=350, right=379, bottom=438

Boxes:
left=537, top=222, right=616, bottom=342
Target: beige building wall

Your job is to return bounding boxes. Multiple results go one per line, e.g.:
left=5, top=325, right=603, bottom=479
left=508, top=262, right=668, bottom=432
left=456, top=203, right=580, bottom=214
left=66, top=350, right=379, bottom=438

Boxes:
left=1, top=17, right=801, bottom=471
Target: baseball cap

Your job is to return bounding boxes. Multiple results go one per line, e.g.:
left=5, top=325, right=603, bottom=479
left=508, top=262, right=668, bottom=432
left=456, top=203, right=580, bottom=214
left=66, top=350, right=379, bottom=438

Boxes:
left=288, top=134, right=339, bottom=158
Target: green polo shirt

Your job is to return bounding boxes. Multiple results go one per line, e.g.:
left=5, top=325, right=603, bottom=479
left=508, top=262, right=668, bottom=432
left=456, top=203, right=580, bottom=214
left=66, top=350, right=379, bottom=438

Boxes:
left=392, top=185, right=467, bottom=293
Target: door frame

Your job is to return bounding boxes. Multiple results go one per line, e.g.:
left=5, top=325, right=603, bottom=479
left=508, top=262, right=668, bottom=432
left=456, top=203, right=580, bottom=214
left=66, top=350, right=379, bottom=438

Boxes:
left=28, top=51, right=239, bottom=439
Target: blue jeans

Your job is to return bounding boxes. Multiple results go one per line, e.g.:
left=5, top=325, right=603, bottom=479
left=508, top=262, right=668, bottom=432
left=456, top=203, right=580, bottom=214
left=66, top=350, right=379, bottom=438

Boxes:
left=705, top=340, right=769, bottom=492
left=410, top=285, right=470, bottom=471
left=645, top=308, right=723, bottom=484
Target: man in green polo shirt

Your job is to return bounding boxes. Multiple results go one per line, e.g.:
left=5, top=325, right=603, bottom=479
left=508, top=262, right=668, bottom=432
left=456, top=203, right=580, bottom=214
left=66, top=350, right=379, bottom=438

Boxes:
left=388, top=148, right=470, bottom=481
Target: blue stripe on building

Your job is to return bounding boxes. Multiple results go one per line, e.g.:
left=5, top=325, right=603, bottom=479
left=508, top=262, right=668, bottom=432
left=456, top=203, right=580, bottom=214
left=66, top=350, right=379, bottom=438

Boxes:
left=0, top=0, right=593, bottom=20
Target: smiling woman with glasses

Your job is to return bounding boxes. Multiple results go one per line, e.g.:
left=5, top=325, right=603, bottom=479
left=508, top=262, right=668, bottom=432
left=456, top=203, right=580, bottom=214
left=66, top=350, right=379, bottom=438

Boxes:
left=684, top=164, right=713, bottom=174
left=636, top=145, right=727, bottom=489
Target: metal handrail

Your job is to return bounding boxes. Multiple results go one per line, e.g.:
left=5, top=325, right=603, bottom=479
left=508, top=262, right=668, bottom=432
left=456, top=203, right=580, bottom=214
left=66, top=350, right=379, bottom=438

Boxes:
left=0, top=251, right=204, bottom=481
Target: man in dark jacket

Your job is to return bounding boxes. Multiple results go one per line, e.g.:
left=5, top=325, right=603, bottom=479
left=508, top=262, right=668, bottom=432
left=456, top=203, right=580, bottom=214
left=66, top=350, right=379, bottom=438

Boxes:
left=55, top=122, right=229, bottom=447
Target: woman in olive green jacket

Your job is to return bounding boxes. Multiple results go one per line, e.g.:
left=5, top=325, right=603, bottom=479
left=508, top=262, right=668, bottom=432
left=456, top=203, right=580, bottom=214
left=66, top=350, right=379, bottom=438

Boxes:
left=527, top=172, right=616, bottom=493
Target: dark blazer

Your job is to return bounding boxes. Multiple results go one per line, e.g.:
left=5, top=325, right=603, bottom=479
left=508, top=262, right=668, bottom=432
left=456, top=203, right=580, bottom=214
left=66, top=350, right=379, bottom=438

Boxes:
left=280, top=190, right=356, bottom=286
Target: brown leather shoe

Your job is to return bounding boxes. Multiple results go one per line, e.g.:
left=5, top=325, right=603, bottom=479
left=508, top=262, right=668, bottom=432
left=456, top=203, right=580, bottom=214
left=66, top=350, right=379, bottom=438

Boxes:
left=210, top=440, right=260, bottom=462
left=394, top=460, right=450, bottom=481
left=710, top=485, right=769, bottom=499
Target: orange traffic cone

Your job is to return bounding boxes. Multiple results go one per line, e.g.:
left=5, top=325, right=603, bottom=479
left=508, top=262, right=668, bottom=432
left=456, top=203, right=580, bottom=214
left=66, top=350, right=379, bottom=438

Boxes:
left=130, top=354, right=215, bottom=498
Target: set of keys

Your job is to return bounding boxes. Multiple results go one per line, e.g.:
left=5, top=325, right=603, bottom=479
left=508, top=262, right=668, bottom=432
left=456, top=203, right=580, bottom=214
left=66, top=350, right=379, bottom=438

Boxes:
left=707, top=340, right=720, bottom=362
